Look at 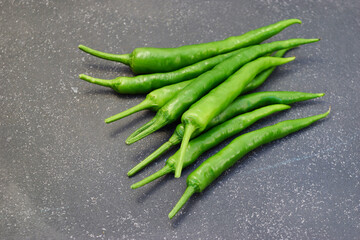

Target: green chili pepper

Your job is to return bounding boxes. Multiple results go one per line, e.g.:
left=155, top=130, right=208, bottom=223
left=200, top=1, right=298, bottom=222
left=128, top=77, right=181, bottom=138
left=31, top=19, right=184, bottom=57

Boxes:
left=79, top=19, right=301, bottom=74
left=174, top=56, right=296, bottom=177
left=104, top=39, right=318, bottom=124
left=78, top=48, right=247, bottom=94
left=127, top=91, right=324, bottom=176
left=131, top=104, right=290, bottom=189
left=104, top=47, right=289, bottom=124
left=125, top=48, right=300, bottom=176
left=168, top=108, right=330, bottom=219
left=126, top=56, right=293, bottom=145
left=125, top=39, right=319, bottom=144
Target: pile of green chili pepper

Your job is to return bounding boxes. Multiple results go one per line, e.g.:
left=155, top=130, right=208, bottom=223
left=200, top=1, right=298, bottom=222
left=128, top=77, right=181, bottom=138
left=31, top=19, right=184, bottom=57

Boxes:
left=78, top=19, right=329, bottom=219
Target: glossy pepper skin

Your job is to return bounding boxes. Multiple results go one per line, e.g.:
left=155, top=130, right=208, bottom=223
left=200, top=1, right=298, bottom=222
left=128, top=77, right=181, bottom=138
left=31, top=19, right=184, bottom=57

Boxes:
left=126, top=56, right=292, bottom=144
left=104, top=47, right=288, bottom=124
left=104, top=38, right=318, bottom=124
left=131, top=104, right=291, bottom=189
left=168, top=108, right=330, bottom=219
left=79, top=48, right=246, bottom=94
left=126, top=47, right=290, bottom=176
left=79, top=19, right=301, bottom=74
left=175, top=56, right=296, bottom=177
left=126, top=91, right=324, bottom=176
left=125, top=38, right=319, bottom=144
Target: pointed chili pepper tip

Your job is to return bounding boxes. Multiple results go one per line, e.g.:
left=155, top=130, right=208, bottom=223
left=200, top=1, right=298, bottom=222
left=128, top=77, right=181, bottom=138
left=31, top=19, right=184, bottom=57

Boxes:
left=318, top=106, right=331, bottom=119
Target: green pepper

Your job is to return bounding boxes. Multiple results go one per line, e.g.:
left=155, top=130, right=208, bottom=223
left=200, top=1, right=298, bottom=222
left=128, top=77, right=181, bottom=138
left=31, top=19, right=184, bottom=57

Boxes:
left=79, top=19, right=301, bottom=74
left=127, top=91, right=325, bottom=176
left=125, top=39, right=319, bottom=144
left=175, top=56, right=296, bottom=177
left=169, top=108, right=330, bottom=219
left=104, top=39, right=318, bottom=125
left=131, top=104, right=291, bottom=189
left=79, top=48, right=247, bottom=94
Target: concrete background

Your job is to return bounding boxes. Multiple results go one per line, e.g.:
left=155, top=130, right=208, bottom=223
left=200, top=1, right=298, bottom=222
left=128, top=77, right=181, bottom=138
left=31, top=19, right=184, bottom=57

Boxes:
left=1, top=0, right=359, bottom=239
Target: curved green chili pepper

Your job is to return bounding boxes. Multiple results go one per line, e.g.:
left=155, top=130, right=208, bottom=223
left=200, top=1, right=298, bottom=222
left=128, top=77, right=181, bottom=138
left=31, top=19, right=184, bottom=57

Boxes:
left=131, top=104, right=290, bottom=189
left=126, top=56, right=294, bottom=145
left=174, top=56, right=296, bottom=177
left=104, top=39, right=318, bottom=124
left=126, top=48, right=294, bottom=176
left=168, top=108, right=330, bottom=219
left=78, top=48, right=247, bottom=94
left=125, top=39, right=319, bottom=144
left=79, top=19, right=301, bottom=74
left=127, top=91, right=324, bottom=176
left=104, top=47, right=289, bottom=124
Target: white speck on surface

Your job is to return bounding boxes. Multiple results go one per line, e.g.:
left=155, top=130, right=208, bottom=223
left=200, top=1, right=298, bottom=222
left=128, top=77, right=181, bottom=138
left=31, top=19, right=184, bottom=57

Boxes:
left=71, top=87, right=78, bottom=93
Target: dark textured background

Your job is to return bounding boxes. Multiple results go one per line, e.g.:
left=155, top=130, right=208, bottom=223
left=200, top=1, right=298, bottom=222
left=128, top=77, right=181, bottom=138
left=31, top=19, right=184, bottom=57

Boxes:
left=1, top=0, right=359, bottom=239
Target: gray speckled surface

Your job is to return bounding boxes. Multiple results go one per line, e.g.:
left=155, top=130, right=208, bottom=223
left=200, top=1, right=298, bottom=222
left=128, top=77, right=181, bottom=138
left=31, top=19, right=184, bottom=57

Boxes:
left=1, top=0, right=359, bottom=239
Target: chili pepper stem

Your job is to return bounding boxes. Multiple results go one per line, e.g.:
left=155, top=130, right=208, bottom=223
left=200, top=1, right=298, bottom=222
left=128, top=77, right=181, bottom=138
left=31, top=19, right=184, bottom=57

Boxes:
left=131, top=165, right=173, bottom=189
left=126, top=115, right=168, bottom=144
left=78, top=44, right=131, bottom=65
left=105, top=99, right=156, bottom=124
left=128, top=133, right=183, bottom=175
left=175, top=124, right=196, bottom=178
left=169, top=186, right=196, bottom=219
left=125, top=118, right=157, bottom=144
left=127, top=141, right=174, bottom=176
left=79, top=74, right=114, bottom=87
